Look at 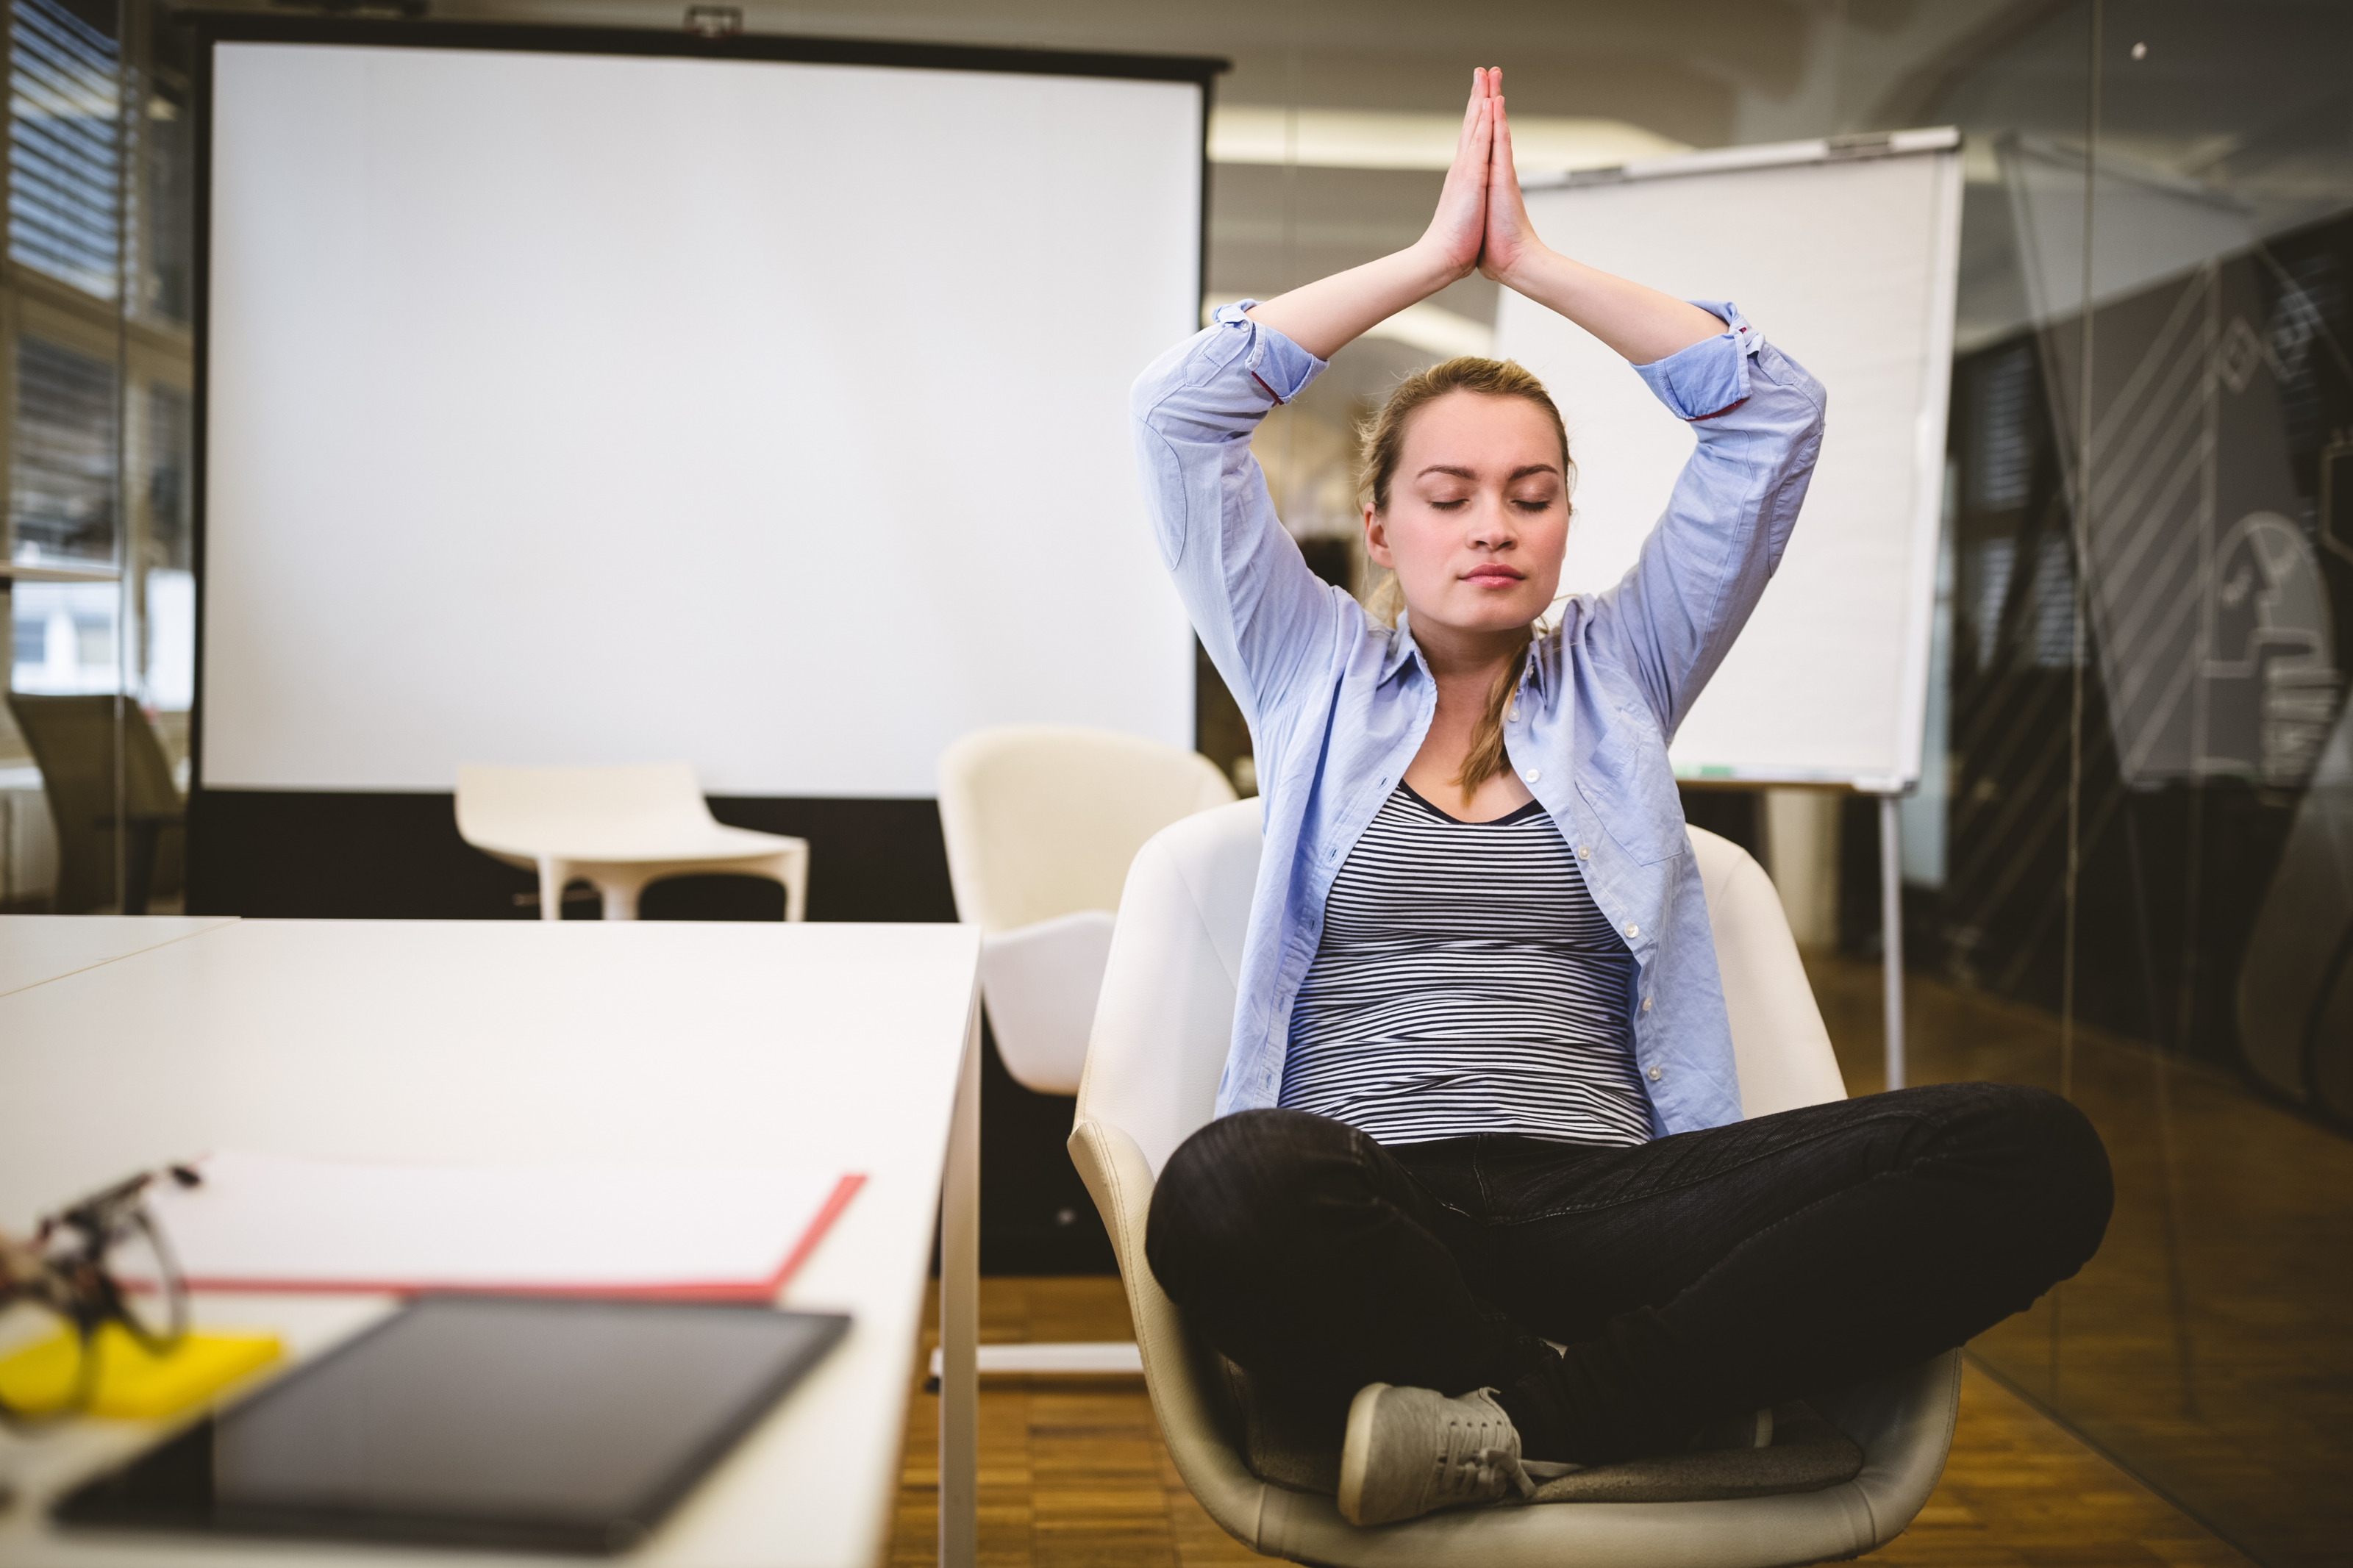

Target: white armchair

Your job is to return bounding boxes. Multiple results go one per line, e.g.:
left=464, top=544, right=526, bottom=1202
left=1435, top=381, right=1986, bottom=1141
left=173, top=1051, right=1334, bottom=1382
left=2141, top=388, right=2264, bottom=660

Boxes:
left=1070, top=801, right=1960, bottom=1564
left=928, top=724, right=1235, bottom=1386
left=937, top=725, right=1235, bottom=1094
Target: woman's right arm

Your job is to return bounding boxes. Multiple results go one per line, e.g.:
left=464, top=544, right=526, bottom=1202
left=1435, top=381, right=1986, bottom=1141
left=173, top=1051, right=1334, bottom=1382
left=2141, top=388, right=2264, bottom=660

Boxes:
left=1127, top=312, right=1336, bottom=734
left=1128, top=72, right=1501, bottom=731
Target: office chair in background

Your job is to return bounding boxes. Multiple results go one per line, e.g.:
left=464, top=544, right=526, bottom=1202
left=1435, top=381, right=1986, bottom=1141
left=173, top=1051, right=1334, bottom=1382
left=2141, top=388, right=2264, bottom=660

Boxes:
left=6, top=693, right=185, bottom=914
left=937, top=724, right=1236, bottom=1095
left=933, top=723, right=1235, bottom=1381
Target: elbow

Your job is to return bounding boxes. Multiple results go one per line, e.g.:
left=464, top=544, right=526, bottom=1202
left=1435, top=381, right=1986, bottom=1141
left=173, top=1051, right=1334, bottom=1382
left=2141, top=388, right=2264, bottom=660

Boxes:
left=1757, top=345, right=1827, bottom=436
left=1130, top=365, right=1174, bottom=434
left=1130, top=326, right=1227, bottom=429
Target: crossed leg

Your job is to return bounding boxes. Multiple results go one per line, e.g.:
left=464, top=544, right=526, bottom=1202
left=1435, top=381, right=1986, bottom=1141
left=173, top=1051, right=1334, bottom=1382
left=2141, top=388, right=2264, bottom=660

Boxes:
left=1145, top=1082, right=2112, bottom=1463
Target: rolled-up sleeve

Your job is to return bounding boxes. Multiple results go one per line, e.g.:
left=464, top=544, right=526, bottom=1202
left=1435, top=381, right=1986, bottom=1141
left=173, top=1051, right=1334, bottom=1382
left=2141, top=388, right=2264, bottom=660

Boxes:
left=1592, top=300, right=1827, bottom=736
left=1130, top=305, right=1340, bottom=732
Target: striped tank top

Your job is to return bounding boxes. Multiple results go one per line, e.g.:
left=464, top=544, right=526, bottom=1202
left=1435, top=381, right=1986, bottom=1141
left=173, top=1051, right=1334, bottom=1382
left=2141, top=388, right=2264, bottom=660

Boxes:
left=1277, top=783, right=1653, bottom=1147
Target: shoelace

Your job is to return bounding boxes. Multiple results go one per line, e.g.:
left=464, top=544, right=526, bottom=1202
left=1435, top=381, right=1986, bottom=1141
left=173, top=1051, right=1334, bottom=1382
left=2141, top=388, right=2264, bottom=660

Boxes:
left=1433, top=1399, right=1538, bottom=1503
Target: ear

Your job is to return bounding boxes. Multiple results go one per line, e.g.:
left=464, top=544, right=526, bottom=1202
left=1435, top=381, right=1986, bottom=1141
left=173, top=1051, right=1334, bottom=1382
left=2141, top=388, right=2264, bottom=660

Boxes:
left=1363, top=502, right=1394, bottom=569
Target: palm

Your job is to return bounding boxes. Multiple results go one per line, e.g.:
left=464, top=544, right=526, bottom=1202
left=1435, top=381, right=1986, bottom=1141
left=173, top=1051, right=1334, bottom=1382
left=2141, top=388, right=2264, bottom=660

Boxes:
left=1421, top=71, right=1496, bottom=277
left=1479, top=79, right=1540, bottom=282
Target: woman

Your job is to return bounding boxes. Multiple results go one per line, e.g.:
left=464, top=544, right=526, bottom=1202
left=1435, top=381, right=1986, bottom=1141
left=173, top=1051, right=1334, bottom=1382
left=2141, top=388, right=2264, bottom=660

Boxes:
left=1129, top=70, right=2113, bottom=1528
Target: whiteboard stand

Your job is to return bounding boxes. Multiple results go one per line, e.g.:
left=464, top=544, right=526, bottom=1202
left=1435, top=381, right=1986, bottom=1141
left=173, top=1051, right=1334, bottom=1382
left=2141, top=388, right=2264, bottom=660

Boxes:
left=1879, top=793, right=1906, bottom=1092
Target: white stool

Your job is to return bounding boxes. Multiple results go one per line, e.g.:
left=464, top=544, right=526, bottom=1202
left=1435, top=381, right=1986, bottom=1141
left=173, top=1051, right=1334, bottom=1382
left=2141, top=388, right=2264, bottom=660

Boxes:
left=456, top=762, right=808, bottom=921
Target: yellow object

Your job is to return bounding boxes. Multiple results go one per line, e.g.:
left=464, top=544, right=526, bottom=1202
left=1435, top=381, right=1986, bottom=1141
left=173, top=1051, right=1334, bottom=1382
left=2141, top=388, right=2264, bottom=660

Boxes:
left=0, top=1322, right=280, bottom=1419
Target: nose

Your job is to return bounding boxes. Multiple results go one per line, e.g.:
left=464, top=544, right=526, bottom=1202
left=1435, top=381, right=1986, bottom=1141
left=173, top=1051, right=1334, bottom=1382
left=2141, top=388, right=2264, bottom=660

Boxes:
left=1469, top=495, right=1517, bottom=550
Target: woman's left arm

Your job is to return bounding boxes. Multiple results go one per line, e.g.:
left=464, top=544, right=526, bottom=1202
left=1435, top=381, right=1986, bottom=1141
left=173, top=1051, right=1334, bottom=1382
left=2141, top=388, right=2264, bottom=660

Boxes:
left=1482, top=82, right=1828, bottom=737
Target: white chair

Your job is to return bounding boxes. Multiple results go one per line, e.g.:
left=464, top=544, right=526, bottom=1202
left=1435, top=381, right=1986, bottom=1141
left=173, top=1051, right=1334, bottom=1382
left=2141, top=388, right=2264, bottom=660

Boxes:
left=937, top=725, right=1235, bottom=1094
left=455, top=763, right=809, bottom=922
left=925, top=726, right=1235, bottom=1386
left=1070, top=801, right=1961, bottom=1566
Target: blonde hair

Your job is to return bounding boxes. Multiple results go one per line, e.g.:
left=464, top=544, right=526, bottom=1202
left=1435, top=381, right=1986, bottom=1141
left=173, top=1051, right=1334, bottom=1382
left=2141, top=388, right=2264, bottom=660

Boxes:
left=1357, top=357, right=1571, bottom=806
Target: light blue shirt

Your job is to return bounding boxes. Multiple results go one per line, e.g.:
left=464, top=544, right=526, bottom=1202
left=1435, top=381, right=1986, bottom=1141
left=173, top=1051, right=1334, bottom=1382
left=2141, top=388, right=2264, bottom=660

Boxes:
left=1129, top=300, right=1826, bottom=1134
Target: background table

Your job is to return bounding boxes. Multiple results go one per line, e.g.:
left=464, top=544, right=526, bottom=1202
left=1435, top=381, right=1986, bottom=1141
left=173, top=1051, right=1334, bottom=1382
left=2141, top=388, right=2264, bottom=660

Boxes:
left=0, top=917, right=982, bottom=1568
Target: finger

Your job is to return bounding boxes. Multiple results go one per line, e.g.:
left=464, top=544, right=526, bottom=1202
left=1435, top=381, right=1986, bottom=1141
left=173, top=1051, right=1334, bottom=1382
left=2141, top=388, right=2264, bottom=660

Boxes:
left=1454, top=93, right=1491, bottom=178
left=1452, top=71, right=1489, bottom=167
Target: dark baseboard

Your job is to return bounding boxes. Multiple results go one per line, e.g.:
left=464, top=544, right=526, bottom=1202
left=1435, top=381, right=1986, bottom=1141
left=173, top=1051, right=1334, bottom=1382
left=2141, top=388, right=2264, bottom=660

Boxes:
left=185, top=788, right=959, bottom=923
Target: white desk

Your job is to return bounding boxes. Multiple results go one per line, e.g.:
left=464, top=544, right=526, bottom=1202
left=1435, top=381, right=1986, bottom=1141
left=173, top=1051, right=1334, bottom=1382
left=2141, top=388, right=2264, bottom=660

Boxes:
left=0, top=918, right=982, bottom=1568
left=0, top=916, right=238, bottom=998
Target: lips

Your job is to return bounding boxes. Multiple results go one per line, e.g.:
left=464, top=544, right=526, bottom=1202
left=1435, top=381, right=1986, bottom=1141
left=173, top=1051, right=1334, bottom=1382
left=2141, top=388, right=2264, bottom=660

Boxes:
left=1463, top=567, right=1527, bottom=587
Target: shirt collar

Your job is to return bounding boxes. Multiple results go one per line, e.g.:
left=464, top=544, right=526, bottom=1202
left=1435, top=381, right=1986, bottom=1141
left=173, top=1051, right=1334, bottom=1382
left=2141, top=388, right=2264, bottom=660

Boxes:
left=1379, top=612, right=1422, bottom=686
left=1379, top=609, right=1552, bottom=698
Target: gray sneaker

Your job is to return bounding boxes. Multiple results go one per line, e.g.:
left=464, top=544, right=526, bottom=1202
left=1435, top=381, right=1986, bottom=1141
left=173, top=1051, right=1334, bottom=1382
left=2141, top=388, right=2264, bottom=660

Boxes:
left=1336, top=1383, right=1542, bottom=1526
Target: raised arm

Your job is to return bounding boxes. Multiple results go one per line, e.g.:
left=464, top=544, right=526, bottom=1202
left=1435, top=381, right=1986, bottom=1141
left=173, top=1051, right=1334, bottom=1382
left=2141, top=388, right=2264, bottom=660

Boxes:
left=1478, top=76, right=1827, bottom=734
left=1131, top=71, right=1509, bottom=734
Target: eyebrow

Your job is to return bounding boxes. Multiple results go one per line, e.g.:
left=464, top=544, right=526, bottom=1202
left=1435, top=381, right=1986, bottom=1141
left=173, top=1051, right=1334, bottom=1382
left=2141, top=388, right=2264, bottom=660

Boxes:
left=1414, top=463, right=1563, bottom=482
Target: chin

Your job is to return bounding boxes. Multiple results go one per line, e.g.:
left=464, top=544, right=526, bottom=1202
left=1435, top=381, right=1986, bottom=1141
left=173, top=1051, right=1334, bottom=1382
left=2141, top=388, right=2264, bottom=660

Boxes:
left=1432, top=597, right=1548, bottom=634
left=1480, top=588, right=1553, bottom=623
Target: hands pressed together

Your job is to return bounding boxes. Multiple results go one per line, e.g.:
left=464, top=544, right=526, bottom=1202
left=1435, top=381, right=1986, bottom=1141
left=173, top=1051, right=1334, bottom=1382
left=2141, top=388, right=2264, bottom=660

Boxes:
left=1421, top=68, right=1547, bottom=290
left=1240, top=68, right=1719, bottom=367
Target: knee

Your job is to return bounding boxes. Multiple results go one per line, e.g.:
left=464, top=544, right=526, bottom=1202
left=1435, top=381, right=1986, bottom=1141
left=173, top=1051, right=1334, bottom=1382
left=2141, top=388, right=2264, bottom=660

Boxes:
left=1945, top=1084, right=2115, bottom=1275
left=1145, top=1109, right=1359, bottom=1299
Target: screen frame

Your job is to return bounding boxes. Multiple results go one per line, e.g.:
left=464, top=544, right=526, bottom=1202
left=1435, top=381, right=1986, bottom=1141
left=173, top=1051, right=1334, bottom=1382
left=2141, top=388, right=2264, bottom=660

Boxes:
left=182, top=14, right=1227, bottom=804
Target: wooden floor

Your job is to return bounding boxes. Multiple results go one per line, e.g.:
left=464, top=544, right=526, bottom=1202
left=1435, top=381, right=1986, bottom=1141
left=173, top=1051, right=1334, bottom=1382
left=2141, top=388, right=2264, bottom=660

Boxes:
left=879, top=1275, right=2253, bottom=1568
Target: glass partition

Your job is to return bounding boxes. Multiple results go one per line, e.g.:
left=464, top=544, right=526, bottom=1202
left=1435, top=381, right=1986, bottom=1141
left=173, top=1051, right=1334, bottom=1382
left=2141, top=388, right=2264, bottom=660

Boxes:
left=0, top=0, right=193, bottom=914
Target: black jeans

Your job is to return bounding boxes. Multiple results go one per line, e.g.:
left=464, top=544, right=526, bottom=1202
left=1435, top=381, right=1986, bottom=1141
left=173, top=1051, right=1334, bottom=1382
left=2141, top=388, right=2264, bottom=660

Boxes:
left=1145, top=1083, right=2112, bottom=1464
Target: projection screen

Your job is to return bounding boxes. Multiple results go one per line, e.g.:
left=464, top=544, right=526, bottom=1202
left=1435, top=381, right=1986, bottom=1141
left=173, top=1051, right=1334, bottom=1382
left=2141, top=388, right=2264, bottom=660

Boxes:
left=202, top=40, right=1204, bottom=795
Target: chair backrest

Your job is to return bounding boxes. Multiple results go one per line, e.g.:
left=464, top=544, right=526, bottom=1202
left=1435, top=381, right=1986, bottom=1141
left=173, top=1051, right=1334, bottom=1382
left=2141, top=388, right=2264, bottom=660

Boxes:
left=454, top=762, right=714, bottom=857
left=1076, top=803, right=1846, bottom=1176
left=936, top=725, right=1236, bottom=935
left=7, top=693, right=182, bottom=914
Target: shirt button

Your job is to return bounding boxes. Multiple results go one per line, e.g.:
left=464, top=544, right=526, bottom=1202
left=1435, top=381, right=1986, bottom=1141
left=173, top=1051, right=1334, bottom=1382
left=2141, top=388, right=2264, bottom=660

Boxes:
left=1624, top=922, right=1640, bottom=939
left=1641, top=996, right=1653, bottom=1013
left=1577, top=845, right=1590, bottom=859
left=1508, top=704, right=1520, bottom=722
left=1647, top=1066, right=1663, bottom=1082
left=1524, top=768, right=1540, bottom=784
